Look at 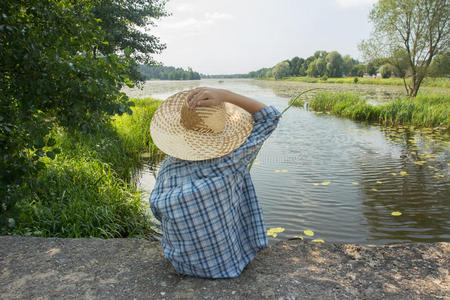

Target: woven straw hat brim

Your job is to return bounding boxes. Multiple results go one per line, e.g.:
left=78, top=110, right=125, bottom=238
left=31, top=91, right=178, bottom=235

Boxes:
left=150, top=90, right=254, bottom=161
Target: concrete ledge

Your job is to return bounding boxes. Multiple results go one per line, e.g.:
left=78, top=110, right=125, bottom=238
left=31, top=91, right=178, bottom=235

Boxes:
left=0, top=236, right=448, bottom=299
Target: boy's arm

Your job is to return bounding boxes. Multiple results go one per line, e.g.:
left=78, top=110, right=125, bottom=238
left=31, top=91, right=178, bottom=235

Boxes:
left=187, top=87, right=266, bottom=114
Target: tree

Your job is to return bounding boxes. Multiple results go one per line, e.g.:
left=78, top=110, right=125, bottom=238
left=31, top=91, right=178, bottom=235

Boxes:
left=92, top=0, right=168, bottom=81
left=359, top=0, right=449, bottom=96
left=367, top=62, right=377, bottom=76
left=0, top=0, right=166, bottom=231
left=379, top=64, right=393, bottom=78
left=306, top=58, right=327, bottom=77
left=326, top=51, right=345, bottom=77
left=314, top=50, right=328, bottom=59
left=289, top=56, right=304, bottom=76
left=428, top=52, right=450, bottom=77
left=265, top=68, right=273, bottom=78
left=272, top=61, right=290, bottom=79
left=390, top=49, right=411, bottom=90
left=343, top=54, right=358, bottom=75
left=351, top=64, right=367, bottom=77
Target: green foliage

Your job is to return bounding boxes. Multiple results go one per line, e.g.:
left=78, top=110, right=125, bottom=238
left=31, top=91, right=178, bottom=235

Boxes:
left=281, top=76, right=450, bottom=88
left=92, top=0, right=167, bottom=68
left=138, top=65, right=201, bottom=80
left=379, top=64, right=393, bottom=78
left=288, top=56, right=305, bottom=76
left=273, top=61, right=290, bottom=79
left=343, top=55, right=357, bottom=75
left=367, top=62, right=377, bottom=76
left=9, top=99, right=164, bottom=237
left=306, top=58, right=327, bottom=77
left=428, top=53, right=450, bottom=77
left=0, top=0, right=165, bottom=232
left=351, top=64, right=367, bottom=77
left=249, top=50, right=363, bottom=79
left=307, top=92, right=449, bottom=127
left=326, top=51, right=344, bottom=78
left=13, top=158, right=149, bottom=238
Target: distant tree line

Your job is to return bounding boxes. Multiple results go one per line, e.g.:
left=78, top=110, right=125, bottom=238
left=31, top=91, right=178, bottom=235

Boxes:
left=201, top=74, right=248, bottom=79
left=247, top=50, right=449, bottom=81
left=249, top=50, right=380, bottom=79
left=138, top=65, right=201, bottom=80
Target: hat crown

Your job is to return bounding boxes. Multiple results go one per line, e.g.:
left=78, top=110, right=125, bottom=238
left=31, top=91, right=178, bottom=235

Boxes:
left=180, top=101, right=226, bottom=134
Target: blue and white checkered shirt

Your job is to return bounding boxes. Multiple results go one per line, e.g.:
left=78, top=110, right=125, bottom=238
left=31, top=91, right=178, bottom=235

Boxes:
left=150, top=105, right=281, bottom=278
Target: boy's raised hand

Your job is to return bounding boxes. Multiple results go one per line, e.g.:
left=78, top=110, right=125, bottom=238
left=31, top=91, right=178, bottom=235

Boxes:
left=187, top=87, right=229, bottom=109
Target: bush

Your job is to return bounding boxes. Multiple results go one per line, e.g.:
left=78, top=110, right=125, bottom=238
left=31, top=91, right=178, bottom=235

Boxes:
left=0, top=0, right=137, bottom=230
left=6, top=99, right=165, bottom=237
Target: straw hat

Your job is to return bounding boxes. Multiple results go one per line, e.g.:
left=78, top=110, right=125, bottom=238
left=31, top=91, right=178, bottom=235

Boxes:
left=150, top=89, right=254, bottom=161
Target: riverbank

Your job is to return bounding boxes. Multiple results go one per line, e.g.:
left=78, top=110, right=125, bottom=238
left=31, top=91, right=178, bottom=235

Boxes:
left=0, top=236, right=448, bottom=299
left=268, top=76, right=450, bottom=89
left=290, top=92, right=450, bottom=128
left=7, top=98, right=163, bottom=239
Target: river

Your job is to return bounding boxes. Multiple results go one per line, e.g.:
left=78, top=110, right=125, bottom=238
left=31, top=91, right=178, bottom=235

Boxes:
left=125, top=79, right=450, bottom=245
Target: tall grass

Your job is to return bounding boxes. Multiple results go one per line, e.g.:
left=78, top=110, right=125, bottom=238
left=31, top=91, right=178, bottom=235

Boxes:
left=306, top=92, right=449, bottom=127
left=279, top=76, right=450, bottom=88
left=11, top=98, right=164, bottom=238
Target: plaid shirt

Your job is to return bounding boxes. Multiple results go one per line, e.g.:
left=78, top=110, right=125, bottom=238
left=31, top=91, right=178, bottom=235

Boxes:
left=150, top=105, right=281, bottom=278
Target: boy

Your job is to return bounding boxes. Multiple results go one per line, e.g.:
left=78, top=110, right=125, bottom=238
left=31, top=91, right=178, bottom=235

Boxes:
left=149, top=87, right=281, bottom=278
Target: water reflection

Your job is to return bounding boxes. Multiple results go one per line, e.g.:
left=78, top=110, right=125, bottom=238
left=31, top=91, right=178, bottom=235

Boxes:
left=127, top=79, right=450, bottom=244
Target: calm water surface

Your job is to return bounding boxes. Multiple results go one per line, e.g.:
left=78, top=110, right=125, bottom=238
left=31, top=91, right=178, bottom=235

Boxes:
left=126, top=79, right=450, bottom=245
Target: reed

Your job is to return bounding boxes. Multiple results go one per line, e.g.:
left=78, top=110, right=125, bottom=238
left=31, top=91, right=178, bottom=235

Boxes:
left=280, top=76, right=450, bottom=88
left=12, top=98, right=164, bottom=238
left=307, top=92, right=449, bottom=127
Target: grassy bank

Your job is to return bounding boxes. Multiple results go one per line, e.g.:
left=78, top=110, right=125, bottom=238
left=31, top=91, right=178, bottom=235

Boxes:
left=272, top=76, right=450, bottom=88
left=291, top=92, right=449, bottom=128
left=11, top=98, right=163, bottom=238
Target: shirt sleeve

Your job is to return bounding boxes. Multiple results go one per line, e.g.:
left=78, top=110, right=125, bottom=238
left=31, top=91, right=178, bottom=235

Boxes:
left=227, top=105, right=281, bottom=170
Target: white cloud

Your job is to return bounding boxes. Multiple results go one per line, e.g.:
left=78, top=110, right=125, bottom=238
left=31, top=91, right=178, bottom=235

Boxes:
left=205, top=12, right=233, bottom=20
left=161, top=11, right=233, bottom=38
left=165, top=18, right=212, bottom=29
left=335, top=0, right=377, bottom=7
left=175, top=4, right=195, bottom=12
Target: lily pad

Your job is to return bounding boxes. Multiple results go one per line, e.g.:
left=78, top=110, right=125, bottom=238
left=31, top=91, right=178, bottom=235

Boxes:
left=267, top=227, right=285, bottom=237
left=304, top=230, right=314, bottom=236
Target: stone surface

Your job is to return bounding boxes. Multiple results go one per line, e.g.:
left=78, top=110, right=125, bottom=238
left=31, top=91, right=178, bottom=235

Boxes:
left=0, top=236, right=449, bottom=299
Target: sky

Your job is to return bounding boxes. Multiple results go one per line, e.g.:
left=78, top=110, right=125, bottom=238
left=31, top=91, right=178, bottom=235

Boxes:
left=149, top=0, right=378, bottom=75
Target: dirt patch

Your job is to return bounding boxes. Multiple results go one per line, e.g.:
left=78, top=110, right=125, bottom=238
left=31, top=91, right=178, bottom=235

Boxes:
left=0, top=236, right=448, bottom=299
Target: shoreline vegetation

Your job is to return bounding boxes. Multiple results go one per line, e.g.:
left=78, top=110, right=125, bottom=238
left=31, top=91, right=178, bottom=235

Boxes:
left=290, top=91, right=450, bottom=128
left=7, top=91, right=449, bottom=238
left=10, top=98, right=163, bottom=238
left=263, top=76, right=450, bottom=89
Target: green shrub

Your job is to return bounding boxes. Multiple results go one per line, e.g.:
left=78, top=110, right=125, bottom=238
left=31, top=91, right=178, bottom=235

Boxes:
left=8, top=98, right=164, bottom=238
